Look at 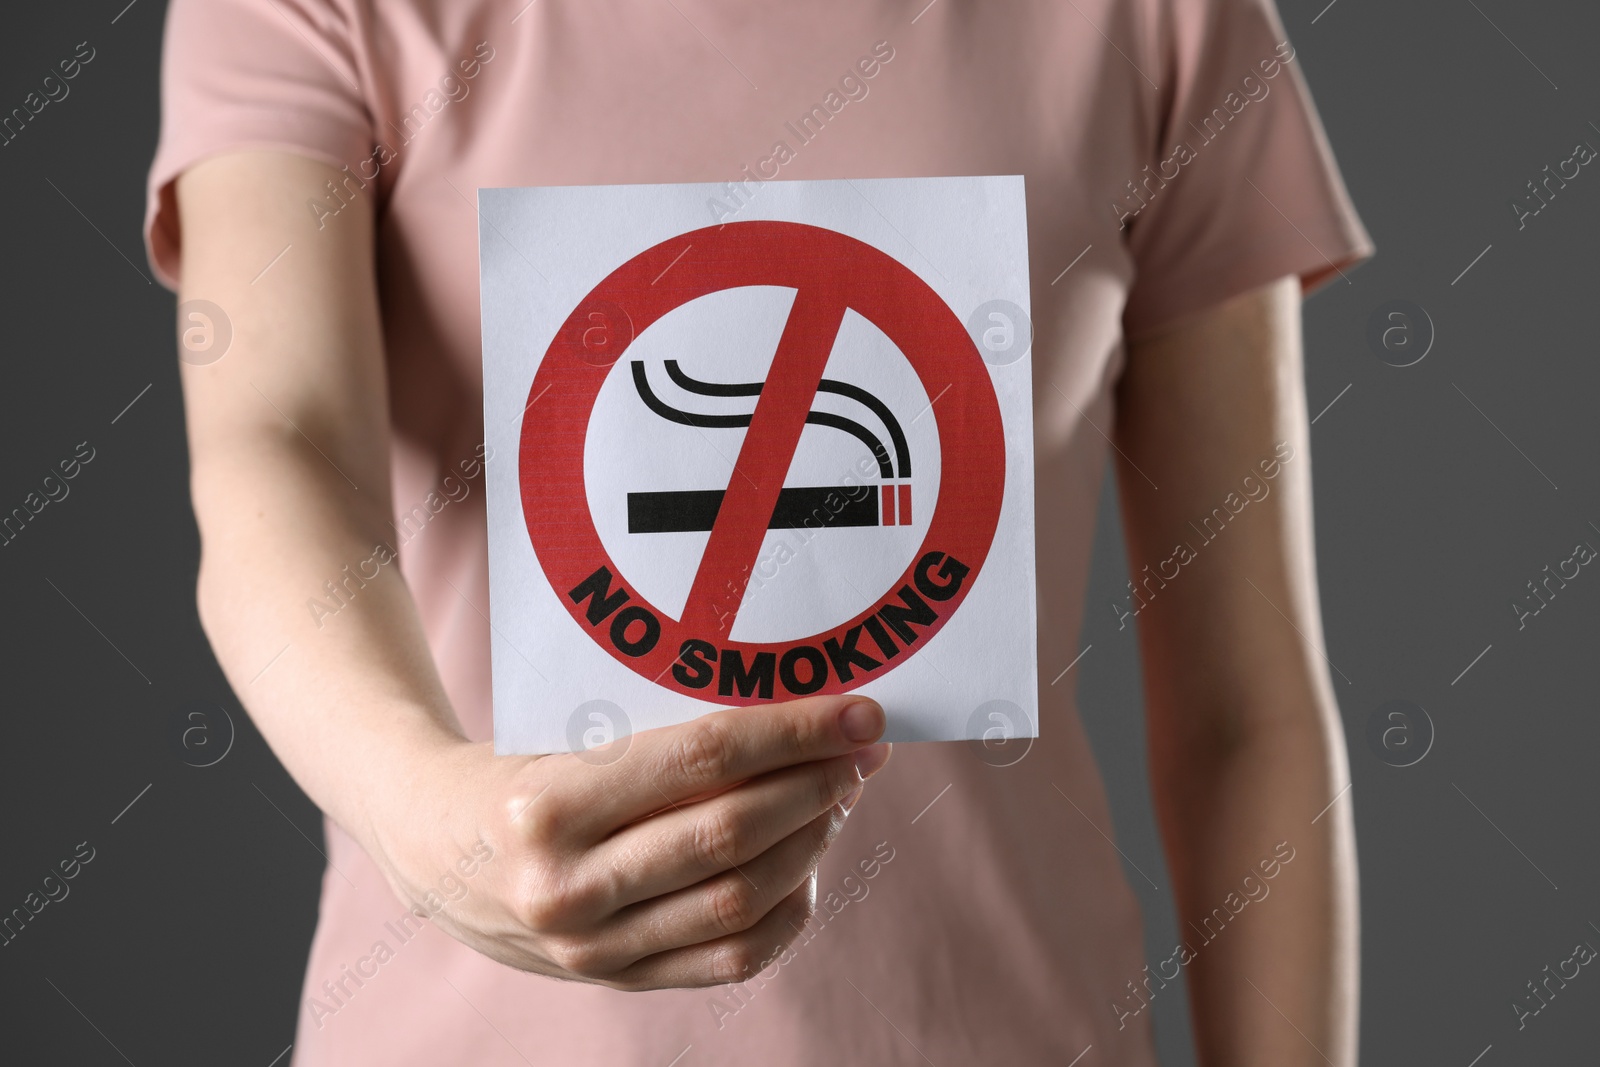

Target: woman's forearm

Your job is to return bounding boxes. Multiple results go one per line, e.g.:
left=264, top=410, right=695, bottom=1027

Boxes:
left=1147, top=699, right=1358, bottom=1067
left=191, top=437, right=466, bottom=849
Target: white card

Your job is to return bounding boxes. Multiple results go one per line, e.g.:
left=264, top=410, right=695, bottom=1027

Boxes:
left=479, top=175, right=1037, bottom=755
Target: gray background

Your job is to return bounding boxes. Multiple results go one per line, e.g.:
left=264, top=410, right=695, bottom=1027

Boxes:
left=1, top=1, right=1596, bottom=1064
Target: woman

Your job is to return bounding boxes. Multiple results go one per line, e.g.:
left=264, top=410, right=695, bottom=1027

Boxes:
left=146, top=0, right=1369, bottom=1062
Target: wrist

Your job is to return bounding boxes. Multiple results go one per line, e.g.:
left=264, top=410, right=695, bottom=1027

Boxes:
left=345, top=706, right=475, bottom=878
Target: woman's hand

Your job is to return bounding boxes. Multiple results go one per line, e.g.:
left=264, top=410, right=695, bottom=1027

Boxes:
left=364, top=695, right=891, bottom=990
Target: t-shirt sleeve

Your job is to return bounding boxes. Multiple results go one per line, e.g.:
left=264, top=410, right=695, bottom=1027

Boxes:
left=143, top=0, right=372, bottom=291
left=1120, top=0, right=1374, bottom=341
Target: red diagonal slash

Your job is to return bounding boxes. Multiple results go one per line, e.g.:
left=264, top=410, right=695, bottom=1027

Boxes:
left=677, top=287, right=848, bottom=636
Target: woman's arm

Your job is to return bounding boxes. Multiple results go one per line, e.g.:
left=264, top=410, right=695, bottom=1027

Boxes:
left=1113, top=277, right=1358, bottom=1065
left=174, top=149, right=891, bottom=989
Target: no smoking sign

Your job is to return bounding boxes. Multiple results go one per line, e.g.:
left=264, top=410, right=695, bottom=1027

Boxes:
left=481, top=177, right=1038, bottom=753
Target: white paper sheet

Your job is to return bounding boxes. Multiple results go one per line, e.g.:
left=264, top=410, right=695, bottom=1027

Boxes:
left=479, top=175, right=1037, bottom=754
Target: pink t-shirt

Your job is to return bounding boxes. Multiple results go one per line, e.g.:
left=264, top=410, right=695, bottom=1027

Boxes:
left=146, top=1, right=1370, bottom=1063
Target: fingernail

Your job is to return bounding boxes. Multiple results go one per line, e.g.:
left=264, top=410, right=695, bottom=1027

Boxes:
left=840, top=700, right=885, bottom=744
left=840, top=784, right=865, bottom=813
left=853, top=742, right=892, bottom=780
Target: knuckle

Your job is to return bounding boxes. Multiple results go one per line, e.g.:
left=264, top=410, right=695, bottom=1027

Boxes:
left=809, top=807, right=844, bottom=853
left=514, top=890, right=561, bottom=933
left=671, top=721, right=735, bottom=787
left=818, top=759, right=853, bottom=811
left=706, top=876, right=761, bottom=936
left=506, top=785, right=564, bottom=846
left=690, top=808, right=743, bottom=869
left=548, top=937, right=612, bottom=979
left=709, top=939, right=766, bottom=986
left=517, top=868, right=587, bottom=933
left=773, top=709, right=809, bottom=758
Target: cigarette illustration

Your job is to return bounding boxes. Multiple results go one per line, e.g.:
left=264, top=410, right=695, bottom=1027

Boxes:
left=626, top=359, right=913, bottom=533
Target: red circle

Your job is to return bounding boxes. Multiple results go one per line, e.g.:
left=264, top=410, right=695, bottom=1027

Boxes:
left=520, top=221, right=1004, bottom=704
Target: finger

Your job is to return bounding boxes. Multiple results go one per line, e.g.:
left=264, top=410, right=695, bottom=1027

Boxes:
left=561, top=694, right=887, bottom=837
left=602, top=802, right=850, bottom=968
left=461, top=828, right=827, bottom=986
left=544, top=806, right=843, bottom=978
left=596, top=744, right=890, bottom=908
left=605, top=875, right=819, bottom=990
